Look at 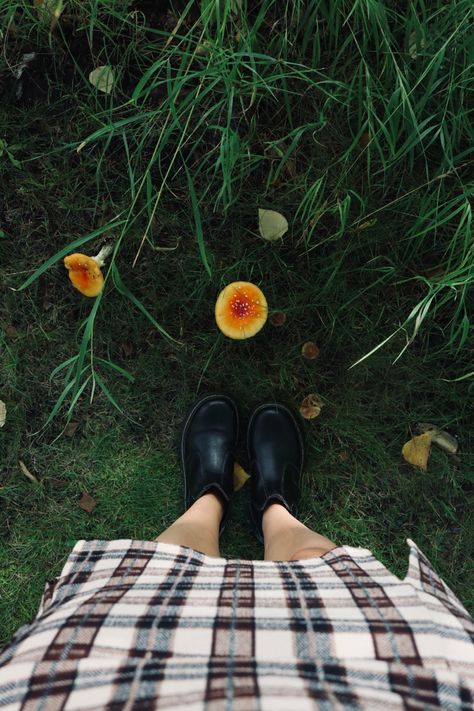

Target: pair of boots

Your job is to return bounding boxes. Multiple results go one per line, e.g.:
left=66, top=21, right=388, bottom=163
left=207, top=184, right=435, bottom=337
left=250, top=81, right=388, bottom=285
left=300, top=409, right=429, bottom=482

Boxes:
left=180, top=394, right=304, bottom=543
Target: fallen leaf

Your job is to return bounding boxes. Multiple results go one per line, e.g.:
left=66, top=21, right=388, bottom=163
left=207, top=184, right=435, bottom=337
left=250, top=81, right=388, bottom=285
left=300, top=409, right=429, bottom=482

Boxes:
left=359, top=131, right=371, bottom=146
left=299, top=394, right=324, bottom=420
left=89, top=66, right=115, bottom=94
left=301, top=341, right=320, bottom=359
left=233, top=462, right=250, bottom=492
left=417, top=422, right=458, bottom=454
left=258, top=208, right=288, bottom=241
left=269, top=311, right=287, bottom=327
left=64, top=421, right=80, bottom=437
left=79, top=491, right=96, bottom=513
left=402, top=432, right=433, bottom=471
left=339, top=450, right=349, bottom=462
left=18, top=459, right=39, bottom=484
left=0, top=400, right=6, bottom=428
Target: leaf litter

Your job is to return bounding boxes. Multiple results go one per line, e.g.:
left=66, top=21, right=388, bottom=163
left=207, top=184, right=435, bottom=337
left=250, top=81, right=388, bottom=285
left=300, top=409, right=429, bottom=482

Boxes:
left=79, top=492, right=96, bottom=514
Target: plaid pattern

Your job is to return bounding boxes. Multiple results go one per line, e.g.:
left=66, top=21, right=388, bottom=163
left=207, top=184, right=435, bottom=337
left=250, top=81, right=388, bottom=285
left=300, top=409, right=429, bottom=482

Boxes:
left=1, top=538, right=473, bottom=710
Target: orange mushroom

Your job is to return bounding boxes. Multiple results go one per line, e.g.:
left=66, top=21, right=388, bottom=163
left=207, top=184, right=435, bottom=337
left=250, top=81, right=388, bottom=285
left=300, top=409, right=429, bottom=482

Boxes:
left=63, top=245, right=112, bottom=297
left=215, top=281, right=268, bottom=339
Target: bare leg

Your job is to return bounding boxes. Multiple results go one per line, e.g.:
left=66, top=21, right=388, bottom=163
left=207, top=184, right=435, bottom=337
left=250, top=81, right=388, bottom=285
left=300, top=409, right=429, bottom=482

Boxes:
left=263, top=503, right=336, bottom=561
left=156, top=492, right=223, bottom=557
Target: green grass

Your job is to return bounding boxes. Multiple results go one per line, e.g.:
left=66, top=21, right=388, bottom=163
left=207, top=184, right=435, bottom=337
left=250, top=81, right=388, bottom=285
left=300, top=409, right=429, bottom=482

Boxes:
left=1, top=0, right=473, bottom=643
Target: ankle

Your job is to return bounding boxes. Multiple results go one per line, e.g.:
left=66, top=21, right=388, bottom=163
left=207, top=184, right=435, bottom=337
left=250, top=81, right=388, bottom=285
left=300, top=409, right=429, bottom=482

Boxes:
left=191, top=490, right=225, bottom=521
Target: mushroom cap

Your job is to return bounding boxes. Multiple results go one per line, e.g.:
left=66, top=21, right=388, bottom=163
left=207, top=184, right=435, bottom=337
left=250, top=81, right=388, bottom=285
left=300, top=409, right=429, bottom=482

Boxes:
left=64, top=253, right=104, bottom=297
left=215, top=281, right=268, bottom=339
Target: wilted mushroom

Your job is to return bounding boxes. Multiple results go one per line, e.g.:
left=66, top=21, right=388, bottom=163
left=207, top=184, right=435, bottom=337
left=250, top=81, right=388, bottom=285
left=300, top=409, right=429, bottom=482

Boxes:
left=215, top=281, right=268, bottom=339
left=64, top=245, right=112, bottom=297
left=301, top=341, right=320, bottom=359
left=269, top=311, right=287, bottom=327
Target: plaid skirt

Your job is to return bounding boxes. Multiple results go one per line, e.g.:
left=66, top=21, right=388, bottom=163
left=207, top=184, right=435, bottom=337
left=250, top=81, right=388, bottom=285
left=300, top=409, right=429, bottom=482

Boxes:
left=0, top=539, right=473, bottom=710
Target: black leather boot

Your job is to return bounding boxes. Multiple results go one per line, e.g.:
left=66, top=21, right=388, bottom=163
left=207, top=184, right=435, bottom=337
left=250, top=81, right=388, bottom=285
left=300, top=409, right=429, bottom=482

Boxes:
left=180, top=394, right=239, bottom=535
left=247, top=402, right=304, bottom=543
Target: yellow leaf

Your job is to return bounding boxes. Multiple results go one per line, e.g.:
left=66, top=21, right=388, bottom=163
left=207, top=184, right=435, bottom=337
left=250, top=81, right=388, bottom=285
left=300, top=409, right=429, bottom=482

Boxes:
left=89, top=66, right=115, bottom=94
left=402, top=432, right=432, bottom=471
left=233, top=462, right=250, bottom=491
left=258, top=208, right=288, bottom=241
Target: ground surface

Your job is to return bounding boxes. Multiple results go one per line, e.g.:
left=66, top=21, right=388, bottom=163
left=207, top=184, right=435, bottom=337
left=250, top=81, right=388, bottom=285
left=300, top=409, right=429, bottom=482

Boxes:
left=1, top=0, right=473, bottom=644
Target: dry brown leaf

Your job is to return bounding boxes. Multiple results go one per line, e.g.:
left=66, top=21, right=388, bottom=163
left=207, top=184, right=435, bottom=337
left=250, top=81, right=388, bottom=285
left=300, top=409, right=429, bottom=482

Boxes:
left=18, top=459, right=39, bottom=484
left=299, top=394, right=324, bottom=420
left=79, top=491, right=96, bottom=514
left=233, top=462, right=250, bottom=492
left=64, top=421, right=80, bottom=437
left=301, top=341, right=320, bottom=359
left=269, top=311, right=287, bottom=327
left=402, top=432, right=432, bottom=471
left=359, top=131, right=371, bottom=146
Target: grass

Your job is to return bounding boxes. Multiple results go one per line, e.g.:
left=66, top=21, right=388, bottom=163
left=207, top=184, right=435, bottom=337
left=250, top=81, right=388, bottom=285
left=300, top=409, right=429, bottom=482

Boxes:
left=1, top=0, right=473, bottom=643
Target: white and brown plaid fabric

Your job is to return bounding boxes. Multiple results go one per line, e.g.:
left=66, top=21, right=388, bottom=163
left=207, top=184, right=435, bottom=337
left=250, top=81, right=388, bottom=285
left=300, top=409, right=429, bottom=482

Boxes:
left=0, top=538, right=473, bottom=709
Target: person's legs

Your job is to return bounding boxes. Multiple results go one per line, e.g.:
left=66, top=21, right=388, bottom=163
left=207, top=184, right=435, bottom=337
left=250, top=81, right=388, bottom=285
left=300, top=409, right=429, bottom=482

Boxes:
left=248, top=403, right=336, bottom=561
left=262, top=502, right=336, bottom=561
left=156, top=491, right=223, bottom=557
left=161, top=394, right=238, bottom=557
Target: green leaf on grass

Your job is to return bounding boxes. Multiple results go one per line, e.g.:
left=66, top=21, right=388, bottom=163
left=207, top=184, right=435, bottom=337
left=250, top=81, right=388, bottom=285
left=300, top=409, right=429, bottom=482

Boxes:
left=89, top=65, right=115, bottom=94
left=258, top=208, right=289, bottom=241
